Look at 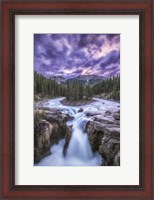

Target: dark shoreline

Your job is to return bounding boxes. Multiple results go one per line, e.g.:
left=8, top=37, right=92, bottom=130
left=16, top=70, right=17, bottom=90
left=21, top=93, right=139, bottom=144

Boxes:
left=34, top=96, right=120, bottom=108
left=60, top=99, right=97, bottom=106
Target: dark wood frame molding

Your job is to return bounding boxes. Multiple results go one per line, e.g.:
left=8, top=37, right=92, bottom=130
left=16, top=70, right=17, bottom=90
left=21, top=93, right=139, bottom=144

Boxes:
left=1, top=0, right=153, bottom=199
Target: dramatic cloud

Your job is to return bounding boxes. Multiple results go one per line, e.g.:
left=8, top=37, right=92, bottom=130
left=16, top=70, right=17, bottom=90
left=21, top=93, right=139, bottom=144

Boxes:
left=34, top=34, right=120, bottom=78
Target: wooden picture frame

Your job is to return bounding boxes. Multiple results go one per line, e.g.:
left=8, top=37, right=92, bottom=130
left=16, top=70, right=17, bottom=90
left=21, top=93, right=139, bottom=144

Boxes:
left=1, top=0, right=153, bottom=199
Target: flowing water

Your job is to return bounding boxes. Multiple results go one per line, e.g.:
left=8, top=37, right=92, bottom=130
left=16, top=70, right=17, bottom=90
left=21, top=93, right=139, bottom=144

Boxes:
left=36, top=97, right=119, bottom=166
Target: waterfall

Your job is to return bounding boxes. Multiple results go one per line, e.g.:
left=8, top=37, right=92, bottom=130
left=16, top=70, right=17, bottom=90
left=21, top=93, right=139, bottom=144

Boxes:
left=36, top=97, right=119, bottom=166
left=65, top=112, right=94, bottom=161
left=36, top=98, right=102, bottom=166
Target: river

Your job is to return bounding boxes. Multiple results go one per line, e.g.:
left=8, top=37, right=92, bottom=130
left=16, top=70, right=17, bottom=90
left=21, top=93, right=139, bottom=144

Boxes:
left=36, top=97, right=119, bottom=166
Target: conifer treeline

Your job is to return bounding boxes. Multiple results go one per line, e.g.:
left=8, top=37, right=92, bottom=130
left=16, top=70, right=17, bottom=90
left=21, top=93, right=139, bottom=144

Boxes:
left=66, top=82, right=92, bottom=101
left=34, top=72, right=120, bottom=101
left=93, top=75, right=120, bottom=100
left=34, top=72, right=66, bottom=97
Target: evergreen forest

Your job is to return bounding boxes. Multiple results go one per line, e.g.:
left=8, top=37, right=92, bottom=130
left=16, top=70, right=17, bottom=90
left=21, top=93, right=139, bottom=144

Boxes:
left=34, top=71, right=120, bottom=101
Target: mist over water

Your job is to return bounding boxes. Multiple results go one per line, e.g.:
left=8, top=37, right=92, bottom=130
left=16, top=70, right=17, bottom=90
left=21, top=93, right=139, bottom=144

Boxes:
left=36, top=97, right=119, bottom=166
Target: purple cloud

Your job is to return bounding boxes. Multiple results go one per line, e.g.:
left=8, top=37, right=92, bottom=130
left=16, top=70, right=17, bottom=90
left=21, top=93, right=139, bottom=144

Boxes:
left=34, top=34, right=120, bottom=78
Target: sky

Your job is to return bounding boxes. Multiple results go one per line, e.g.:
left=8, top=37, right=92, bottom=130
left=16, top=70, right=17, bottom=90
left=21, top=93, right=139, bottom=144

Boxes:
left=34, top=34, right=120, bottom=78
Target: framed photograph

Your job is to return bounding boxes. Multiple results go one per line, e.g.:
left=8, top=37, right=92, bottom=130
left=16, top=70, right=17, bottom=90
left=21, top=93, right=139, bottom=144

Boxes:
left=1, top=0, right=153, bottom=199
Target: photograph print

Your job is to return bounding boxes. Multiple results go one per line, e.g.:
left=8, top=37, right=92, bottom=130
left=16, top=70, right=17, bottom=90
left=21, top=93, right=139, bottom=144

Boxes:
left=34, top=34, right=120, bottom=166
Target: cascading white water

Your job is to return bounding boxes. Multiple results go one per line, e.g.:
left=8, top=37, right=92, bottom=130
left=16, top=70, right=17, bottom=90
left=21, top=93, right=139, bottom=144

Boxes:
left=36, top=97, right=119, bottom=166
left=65, top=111, right=99, bottom=163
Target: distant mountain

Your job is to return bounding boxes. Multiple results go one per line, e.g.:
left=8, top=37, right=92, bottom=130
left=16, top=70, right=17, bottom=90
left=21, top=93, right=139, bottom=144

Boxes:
left=66, top=75, right=106, bottom=85
left=49, top=74, right=106, bottom=85
left=49, top=75, right=68, bottom=83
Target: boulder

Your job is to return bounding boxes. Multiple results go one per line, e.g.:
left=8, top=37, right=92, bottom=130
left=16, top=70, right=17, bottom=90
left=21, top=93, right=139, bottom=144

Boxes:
left=78, top=108, right=83, bottom=113
left=113, top=112, right=120, bottom=120
left=104, top=110, right=112, bottom=116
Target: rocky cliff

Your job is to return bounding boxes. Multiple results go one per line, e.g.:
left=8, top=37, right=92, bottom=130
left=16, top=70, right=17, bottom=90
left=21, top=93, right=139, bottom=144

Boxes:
left=85, top=108, right=120, bottom=166
left=34, top=107, right=72, bottom=164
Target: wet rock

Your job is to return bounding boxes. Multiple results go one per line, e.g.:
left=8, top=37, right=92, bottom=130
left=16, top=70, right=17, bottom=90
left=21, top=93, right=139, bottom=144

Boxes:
left=99, top=128, right=120, bottom=166
left=113, top=150, right=120, bottom=166
left=94, top=115, right=120, bottom=125
left=105, top=110, right=112, bottom=116
left=43, top=107, right=61, bottom=113
left=49, top=122, right=61, bottom=145
left=104, top=127, right=120, bottom=138
left=85, top=111, right=102, bottom=116
left=85, top=114, right=120, bottom=166
left=78, top=108, right=83, bottom=113
left=68, top=115, right=75, bottom=121
left=86, top=121, right=104, bottom=152
left=63, top=125, right=72, bottom=156
left=34, top=148, right=51, bottom=164
left=42, top=111, right=72, bottom=126
left=34, top=119, right=54, bottom=164
left=99, top=138, right=120, bottom=166
left=113, top=111, right=120, bottom=120
left=34, top=109, right=73, bottom=164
